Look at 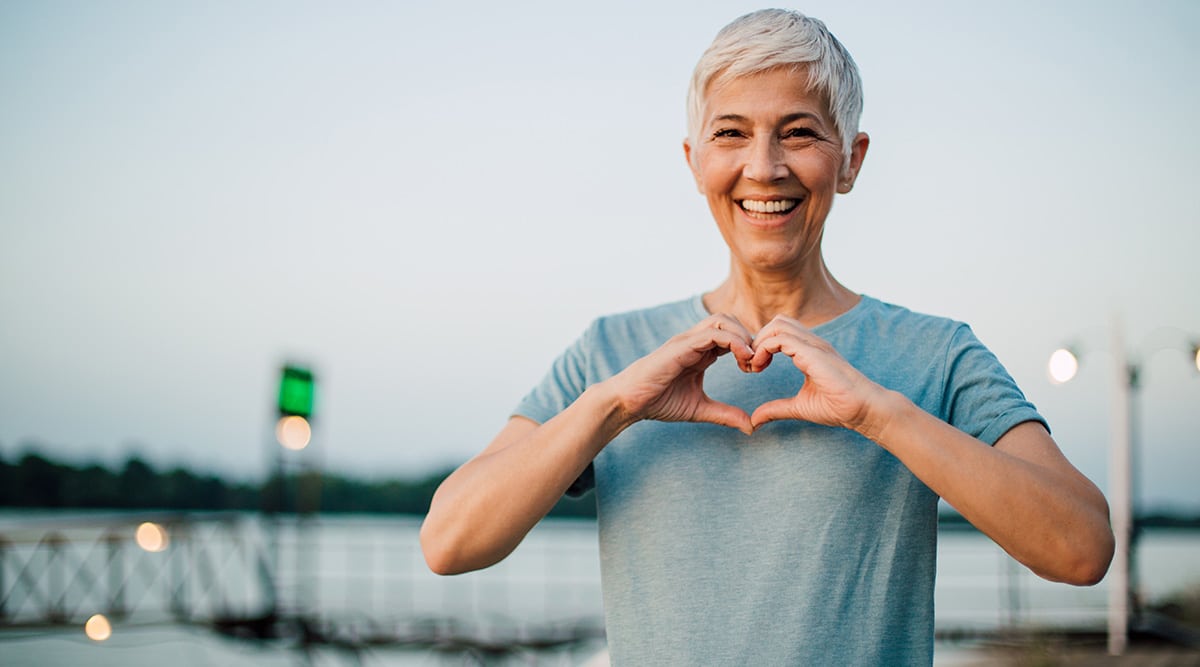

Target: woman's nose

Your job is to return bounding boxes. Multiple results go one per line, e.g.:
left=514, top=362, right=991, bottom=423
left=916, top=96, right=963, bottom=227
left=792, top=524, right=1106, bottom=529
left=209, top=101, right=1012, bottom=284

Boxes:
left=744, top=138, right=788, bottom=182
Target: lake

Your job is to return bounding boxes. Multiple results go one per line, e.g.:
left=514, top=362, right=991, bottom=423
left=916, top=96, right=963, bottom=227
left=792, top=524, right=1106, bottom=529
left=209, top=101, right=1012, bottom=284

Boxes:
left=1, top=511, right=1197, bottom=666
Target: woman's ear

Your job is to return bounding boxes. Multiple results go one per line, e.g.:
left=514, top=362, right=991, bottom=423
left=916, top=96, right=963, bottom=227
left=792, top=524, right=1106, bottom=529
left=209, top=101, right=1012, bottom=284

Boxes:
left=837, top=132, right=870, bottom=194
left=683, top=138, right=704, bottom=194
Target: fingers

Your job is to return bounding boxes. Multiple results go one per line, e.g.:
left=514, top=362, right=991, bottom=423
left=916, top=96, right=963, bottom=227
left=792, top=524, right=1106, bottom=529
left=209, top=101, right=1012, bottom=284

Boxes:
left=684, top=313, right=755, bottom=370
left=749, top=316, right=831, bottom=371
left=692, top=312, right=754, bottom=341
left=613, top=314, right=759, bottom=429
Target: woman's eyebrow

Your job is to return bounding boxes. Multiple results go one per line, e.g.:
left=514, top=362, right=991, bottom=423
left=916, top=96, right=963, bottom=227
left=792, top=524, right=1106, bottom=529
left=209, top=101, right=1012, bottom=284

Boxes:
left=710, top=111, right=825, bottom=125
left=780, top=112, right=824, bottom=125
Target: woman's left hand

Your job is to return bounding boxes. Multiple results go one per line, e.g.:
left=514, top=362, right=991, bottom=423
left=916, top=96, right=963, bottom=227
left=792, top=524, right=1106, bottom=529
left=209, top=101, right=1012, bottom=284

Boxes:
left=748, top=315, right=890, bottom=435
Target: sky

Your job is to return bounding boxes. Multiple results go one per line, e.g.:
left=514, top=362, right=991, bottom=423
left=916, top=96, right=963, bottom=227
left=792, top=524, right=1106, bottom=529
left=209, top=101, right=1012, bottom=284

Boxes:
left=2, top=0, right=1198, bottom=511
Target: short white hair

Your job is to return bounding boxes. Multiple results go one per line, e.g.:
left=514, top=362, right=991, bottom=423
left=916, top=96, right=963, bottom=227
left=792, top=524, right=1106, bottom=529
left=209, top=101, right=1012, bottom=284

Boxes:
left=686, top=9, right=864, bottom=159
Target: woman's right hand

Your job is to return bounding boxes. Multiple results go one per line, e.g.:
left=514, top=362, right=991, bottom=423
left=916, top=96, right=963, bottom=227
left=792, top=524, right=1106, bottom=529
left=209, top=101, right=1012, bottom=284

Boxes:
left=606, top=313, right=756, bottom=434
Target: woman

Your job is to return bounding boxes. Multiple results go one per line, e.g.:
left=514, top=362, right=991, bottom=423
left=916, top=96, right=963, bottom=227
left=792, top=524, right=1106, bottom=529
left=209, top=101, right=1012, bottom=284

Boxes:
left=421, top=9, right=1113, bottom=665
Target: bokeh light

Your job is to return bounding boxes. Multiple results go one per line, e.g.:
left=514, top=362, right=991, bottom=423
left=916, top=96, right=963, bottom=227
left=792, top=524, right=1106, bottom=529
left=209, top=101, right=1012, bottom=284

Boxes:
left=1048, top=348, right=1079, bottom=384
left=276, top=415, right=312, bottom=451
left=135, top=522, right=169, bottom=552
left=85, top=613, right=112, bottom=641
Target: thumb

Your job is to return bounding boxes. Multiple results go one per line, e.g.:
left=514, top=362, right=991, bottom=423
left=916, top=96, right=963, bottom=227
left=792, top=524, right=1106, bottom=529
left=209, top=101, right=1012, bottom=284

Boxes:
left=694, top=398, right=753, bottom=435
left=750, top=398, right=799, bottom=430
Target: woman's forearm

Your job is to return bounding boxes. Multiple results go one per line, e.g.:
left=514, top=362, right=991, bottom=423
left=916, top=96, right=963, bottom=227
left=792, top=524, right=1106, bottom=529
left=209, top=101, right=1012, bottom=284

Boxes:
left=864, top=391, right=1113, bottom=585
left=419, top=383, right=628, bottom=575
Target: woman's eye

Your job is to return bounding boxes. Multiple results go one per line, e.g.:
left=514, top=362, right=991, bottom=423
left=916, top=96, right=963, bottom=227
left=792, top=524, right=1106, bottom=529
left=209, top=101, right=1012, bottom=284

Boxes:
left=712, top=128, right=744, bottom=139
left=783, top=127, right=820, bottom=140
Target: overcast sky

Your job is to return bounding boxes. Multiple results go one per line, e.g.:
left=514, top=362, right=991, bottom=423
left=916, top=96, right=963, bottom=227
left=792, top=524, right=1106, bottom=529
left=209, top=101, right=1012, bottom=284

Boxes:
left=2, top=0, right=1197, bottom=510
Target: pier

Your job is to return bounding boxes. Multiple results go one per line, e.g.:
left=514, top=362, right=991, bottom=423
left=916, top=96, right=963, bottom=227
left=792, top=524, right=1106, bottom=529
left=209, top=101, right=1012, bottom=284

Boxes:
left=0, top=513, right=273, bottom=630
left=0, top=512, right=606, bottom=662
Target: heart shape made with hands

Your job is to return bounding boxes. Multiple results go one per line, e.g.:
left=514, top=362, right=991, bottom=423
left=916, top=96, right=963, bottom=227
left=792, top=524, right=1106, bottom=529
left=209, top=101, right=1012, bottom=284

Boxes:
left=644, top=316, right=871, bottom=436
left=705, top=346, right=817, bottom=435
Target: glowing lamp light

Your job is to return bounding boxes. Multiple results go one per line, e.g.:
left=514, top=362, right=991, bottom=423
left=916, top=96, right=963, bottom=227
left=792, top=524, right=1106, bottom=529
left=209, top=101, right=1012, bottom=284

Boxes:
left=1193, top=343, right=1200, bottom=373
left=135, top=522, right=169, bottom=552
left=276, top=415, right=312, bottom=450
left=85, top=613, right=112, bottom=641
left=1048, top=348, right=1079, bottom=384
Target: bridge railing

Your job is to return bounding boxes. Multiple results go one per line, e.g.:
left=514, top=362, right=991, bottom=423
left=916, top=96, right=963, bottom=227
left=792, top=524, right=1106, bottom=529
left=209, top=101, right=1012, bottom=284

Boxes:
left=0, top=513, right=274, bottom=628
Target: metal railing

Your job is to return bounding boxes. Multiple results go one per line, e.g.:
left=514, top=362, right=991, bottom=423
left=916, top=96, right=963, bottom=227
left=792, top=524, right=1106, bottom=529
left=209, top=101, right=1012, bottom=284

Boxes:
left=0, top=513, right=273, bottom=629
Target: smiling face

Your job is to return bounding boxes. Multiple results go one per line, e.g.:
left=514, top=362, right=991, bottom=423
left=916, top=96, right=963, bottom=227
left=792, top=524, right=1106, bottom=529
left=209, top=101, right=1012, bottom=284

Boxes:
left=684, top=67, right=868, bottom=277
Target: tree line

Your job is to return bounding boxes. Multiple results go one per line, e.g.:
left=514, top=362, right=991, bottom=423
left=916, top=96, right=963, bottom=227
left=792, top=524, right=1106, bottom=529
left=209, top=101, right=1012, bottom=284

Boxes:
left=0, top=449, right=598, bottom=519
left=5, top=449, right=1197, bottom=528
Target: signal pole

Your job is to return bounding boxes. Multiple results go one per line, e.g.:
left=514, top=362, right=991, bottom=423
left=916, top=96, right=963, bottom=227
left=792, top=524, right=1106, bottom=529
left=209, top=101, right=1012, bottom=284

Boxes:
left=265, top=364, right=319, bottom=623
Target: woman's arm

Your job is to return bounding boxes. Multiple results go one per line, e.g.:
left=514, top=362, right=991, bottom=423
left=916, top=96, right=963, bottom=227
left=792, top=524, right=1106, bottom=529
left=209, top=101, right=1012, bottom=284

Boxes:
left=420, top=387, right=625, bottom=575
left=865, top=400, right=1112, bottom=584
left=750, top=316, right=1113, bottom=586
left=420, top=315, right=756, bottom=575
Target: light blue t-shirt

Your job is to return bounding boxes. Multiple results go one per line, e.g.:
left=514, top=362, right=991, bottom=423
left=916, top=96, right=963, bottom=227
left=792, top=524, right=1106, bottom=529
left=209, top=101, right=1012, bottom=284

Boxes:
left=515, top=295, right=1045, bottom=666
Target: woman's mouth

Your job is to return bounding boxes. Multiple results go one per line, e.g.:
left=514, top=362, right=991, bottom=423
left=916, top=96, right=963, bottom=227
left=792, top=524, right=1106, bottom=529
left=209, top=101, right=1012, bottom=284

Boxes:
left=739, top=199, right=799, bottom=219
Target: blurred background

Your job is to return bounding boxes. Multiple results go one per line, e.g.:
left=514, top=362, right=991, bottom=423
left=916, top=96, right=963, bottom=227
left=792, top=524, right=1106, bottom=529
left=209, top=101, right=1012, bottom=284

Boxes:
left=1, top=0, right=1197, bottom=665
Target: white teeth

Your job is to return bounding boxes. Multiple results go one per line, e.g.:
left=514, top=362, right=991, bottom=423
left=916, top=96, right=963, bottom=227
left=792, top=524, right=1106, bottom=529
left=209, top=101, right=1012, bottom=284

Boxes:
left=740, top=199, right=797, bottom=214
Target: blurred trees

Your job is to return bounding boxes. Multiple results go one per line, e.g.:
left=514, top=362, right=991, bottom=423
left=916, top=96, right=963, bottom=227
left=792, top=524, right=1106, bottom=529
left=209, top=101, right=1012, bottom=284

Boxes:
left=0, top=447, right=598, bottom=518
left=0, top=450, right=260, bottom=511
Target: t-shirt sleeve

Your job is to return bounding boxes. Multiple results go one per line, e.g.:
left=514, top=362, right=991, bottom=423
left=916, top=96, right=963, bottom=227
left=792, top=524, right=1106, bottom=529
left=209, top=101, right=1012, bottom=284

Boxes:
left=941, top=324, right=1048, bottom=446
left=513, top=321, right=595, bottom=424
left=512, top=321, right=598, bottom=496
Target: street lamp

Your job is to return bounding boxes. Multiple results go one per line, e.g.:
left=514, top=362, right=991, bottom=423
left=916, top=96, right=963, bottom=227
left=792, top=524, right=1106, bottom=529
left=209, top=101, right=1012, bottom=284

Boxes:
left=275, top=415, right=312, bottom=451
left=1047, top=347, right=1080, bottom=385
left=1049, top=322, right=1198, bottom=656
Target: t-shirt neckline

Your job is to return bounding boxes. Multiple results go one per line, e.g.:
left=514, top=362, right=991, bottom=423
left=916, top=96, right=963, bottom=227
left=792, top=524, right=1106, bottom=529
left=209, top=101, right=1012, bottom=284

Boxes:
left=687, top=293, right=874, bottom=337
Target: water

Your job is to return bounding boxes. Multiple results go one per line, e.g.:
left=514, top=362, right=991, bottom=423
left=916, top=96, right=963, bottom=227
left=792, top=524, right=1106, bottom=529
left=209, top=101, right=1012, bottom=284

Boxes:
left=2, top=512, right=1198, bottom=666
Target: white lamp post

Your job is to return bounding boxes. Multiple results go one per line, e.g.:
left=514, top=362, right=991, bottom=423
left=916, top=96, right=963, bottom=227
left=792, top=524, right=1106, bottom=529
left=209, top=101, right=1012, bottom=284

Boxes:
left=1049, top=322, right=1199, bottom=656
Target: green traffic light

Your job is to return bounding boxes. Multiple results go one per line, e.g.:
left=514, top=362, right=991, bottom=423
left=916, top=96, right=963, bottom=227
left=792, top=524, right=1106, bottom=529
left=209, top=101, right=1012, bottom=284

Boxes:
left=278, top=365, right=315, bottom=418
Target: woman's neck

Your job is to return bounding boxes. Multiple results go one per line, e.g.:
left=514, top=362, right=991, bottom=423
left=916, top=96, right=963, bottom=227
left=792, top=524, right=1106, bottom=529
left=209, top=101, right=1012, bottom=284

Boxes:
left=701, top=256, right=859, bottom=332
